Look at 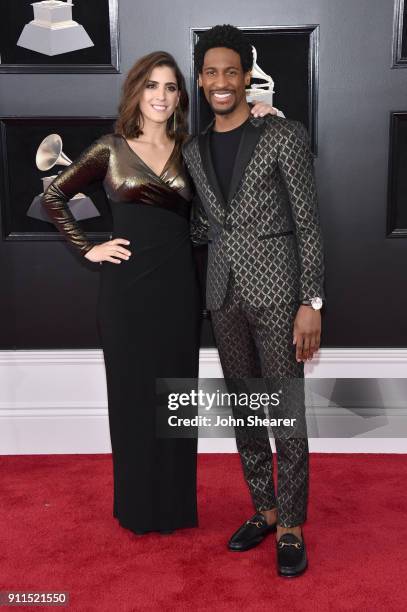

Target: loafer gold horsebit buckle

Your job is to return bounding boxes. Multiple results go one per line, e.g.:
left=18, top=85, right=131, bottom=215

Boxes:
left=246, top=519, right=264, bottom=529
left=278, top=541, right=302, bottom=549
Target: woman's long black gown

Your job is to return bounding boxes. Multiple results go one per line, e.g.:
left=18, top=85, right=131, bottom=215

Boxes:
left=43, top=134, right=200, bottom=532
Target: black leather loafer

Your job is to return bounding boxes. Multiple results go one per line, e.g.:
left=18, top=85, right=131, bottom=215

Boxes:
left=228, top=513, right=277, bottom=551
left=277, top=533, right=307, bottom=577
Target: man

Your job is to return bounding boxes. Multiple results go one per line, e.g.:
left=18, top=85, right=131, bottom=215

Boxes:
left=183, top=25, right=324, bottom=577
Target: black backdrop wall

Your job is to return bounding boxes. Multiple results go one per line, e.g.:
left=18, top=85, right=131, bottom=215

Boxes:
left=1, top=0, right=407, bottom=349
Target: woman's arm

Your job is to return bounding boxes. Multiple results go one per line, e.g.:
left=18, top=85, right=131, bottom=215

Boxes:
left=42, top=136, right=110, bottom=256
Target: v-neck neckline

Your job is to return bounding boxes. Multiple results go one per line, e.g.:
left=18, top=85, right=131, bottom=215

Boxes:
left=121, top=135, right=176, bottom=179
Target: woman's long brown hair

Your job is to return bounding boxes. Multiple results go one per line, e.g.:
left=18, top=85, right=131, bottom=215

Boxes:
left=115, top=51, right=189, bottom=145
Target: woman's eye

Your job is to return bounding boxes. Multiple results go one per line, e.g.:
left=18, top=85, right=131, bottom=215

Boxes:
left=167, top=86, right=177, bottom=92
left=146, top=82, right=156, bottom=89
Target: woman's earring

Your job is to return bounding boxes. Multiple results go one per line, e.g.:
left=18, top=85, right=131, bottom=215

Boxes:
left=173, top=110, right=177, bottom=132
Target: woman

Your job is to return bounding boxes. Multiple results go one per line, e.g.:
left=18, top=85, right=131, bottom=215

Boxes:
left=43, top=51, right=276, bottom=535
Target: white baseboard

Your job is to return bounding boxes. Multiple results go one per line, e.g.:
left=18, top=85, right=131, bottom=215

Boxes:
left=0, top=348, right=406, bottom=455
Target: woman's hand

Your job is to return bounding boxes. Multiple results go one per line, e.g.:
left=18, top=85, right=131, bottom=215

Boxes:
left=84, top=238, right=131, bottom=264
left=250, top=102, right=279, bottom=118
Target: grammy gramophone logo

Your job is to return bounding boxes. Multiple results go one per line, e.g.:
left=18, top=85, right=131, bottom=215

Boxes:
left=246, top=46, right=276, bottom=106
left=26, top=133, right=100, bottom=223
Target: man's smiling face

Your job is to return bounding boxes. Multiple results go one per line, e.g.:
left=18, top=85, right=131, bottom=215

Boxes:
left=198, top=47, right=251, bottom=116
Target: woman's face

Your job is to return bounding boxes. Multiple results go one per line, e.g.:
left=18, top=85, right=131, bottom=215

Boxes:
left=139, top=65, right=180, bottom=126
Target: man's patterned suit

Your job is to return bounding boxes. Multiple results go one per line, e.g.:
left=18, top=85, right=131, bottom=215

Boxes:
left=183, top=114, right=325, bottom=527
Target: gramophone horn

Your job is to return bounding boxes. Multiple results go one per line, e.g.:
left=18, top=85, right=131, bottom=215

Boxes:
left=36, top=134, right=72, bottom=171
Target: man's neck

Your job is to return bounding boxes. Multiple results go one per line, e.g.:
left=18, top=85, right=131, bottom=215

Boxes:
left=213, top=103, right=251, bottom=133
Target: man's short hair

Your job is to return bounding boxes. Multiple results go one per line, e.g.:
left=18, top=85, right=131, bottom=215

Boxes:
left=194, top=24, right=253, bottom=74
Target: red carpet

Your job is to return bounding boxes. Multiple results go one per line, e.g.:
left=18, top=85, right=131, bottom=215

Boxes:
left=1, top=453, right=406, bottom=611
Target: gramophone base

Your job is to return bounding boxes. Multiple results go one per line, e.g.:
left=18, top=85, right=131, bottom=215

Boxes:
left=246, top=92, right=275, bottom=105
left=17, top=21, right=94, bottom=56
left=27, top=194, right=100, bottom=223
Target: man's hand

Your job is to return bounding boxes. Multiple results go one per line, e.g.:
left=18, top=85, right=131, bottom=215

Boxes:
left=293, top=305, right=321, bottom=362
left=250, top=102, right=279, bottom=117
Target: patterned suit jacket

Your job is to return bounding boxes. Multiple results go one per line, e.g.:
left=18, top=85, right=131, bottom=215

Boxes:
left=183, top=114, right=325, bottom=311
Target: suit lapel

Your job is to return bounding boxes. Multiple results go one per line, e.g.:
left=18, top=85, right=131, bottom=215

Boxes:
left=198, top=120, right=226, bottom=209
left=227, top=116, right=267, bottom=205
left=197, top=115, right=267, bottom=210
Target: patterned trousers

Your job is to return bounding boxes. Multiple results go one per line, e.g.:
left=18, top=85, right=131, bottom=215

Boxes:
left=211, top=275, right=309, bottom=527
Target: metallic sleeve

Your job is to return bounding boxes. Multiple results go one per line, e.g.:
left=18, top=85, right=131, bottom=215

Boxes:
left=42, top=137, right=110, bottom=256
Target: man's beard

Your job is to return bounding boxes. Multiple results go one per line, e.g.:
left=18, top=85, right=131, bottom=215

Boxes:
left=208, top=100, right=238, bottom=116
left=207, top=90, right=240, bottom=116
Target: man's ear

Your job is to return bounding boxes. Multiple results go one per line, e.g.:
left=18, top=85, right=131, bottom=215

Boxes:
left=245, top=71, right=251, bottom=86
left=198, top=74, right=203, bottom=87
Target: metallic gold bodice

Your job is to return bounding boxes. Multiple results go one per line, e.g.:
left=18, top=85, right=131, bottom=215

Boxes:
left=42, top=133, right=194, bottom=254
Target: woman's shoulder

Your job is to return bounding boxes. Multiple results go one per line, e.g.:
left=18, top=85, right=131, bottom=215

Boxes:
left=87, top=132, right=126, bottom=157
left=94, top=132, right=120, bottom=146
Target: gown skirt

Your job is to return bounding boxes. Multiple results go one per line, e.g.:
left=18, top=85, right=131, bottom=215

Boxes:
left=97, top=200, right=200, bottom=532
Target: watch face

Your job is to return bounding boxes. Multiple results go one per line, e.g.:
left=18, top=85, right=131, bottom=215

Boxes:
left=311, top=297, right=323, bottom=310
